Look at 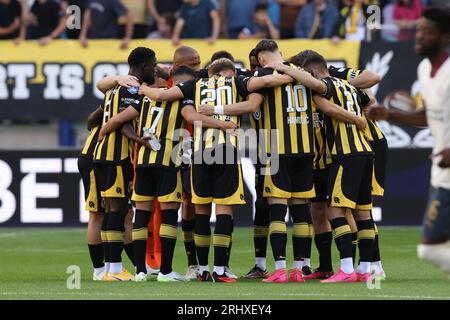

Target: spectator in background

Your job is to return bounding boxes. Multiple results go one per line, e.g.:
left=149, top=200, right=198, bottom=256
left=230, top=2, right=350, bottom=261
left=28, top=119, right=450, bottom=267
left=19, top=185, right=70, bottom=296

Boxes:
left=220, top=0, right=260, bottom=39
left=238, top=3, right=280, bottom=39
left=148, top=13, right=176, bottom=39
left=393, top=0, right=422, bottom=41
left=267, top=0, right=280, bottom=28
left=337, top=0, right=368, bottom=41
left=295, top=0, right=340, bottom=39
left=0, top=0, right=24, bottom=42
left=79, top=0, right=134, bottom=49
left=277, top=0, right=306, bottom=39
left=63, top=0, right=87, bottom=39
left=119, top=0, right=149, bottom=39
left=27, top=0, right=67, bottom=45
left=148, top=0, right=183, bottom=35
left=381, top=1, right=398, bottom=41
left=172, top=0, right=220, bottom=45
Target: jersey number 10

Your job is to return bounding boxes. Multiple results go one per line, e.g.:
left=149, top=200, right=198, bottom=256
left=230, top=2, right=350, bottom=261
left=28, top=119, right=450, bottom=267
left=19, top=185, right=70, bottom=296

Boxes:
left=285, top=84, right=308, bottom=113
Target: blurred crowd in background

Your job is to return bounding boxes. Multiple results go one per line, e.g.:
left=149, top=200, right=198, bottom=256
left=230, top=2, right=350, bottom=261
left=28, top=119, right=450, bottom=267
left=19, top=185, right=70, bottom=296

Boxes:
left=1, top=0, right=449, bottom=47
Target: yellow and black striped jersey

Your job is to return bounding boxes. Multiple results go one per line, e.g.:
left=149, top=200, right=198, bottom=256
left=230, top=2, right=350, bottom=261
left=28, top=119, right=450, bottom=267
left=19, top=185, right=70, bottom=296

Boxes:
left=93, top=84, right=142, bottom=164
left=177, top=75, right=251, bottom=153
left=322, top=77, right=373, bottom=158
left=312, top=104, right=332, bottom=170
left=255, top=64, right=314, bottom=157
left=132, top=95, right=187, bottom=170
left=80, top=126, right=100, bottom=159
left=329, top=66, right=386, bottom=144
left=364, top=119, right=386, bottom=144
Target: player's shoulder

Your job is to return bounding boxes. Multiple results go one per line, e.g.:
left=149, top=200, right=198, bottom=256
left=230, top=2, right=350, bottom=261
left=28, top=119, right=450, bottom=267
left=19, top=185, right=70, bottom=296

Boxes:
left=254, top=67, right=274, bottom=77
left=418, top=58, right=432, bottom=78
left=119, top=85, right=141, bottom=105
left=237, top=68, right=253, bottom=77
left=441, top=57, right=450, bottom=74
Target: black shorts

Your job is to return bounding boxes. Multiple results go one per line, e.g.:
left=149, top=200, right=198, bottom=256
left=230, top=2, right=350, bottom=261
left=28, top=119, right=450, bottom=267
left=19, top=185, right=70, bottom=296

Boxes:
left=132, top=167, right=183, bottom=203
left=263, top=156, right=315, bottom=199
left=191, top=162, right=245, bottom=205
left=78, top=156, right=103, bottom=212
left=255, top=162, right=265, bottom=198
left=94, top=161, right=133, bottom=199
left=311, top=167, right=329, bottom=203
left=327, top=156, right=373, bottom=210
left=371, top=140, right=388, bottom=197
left=181, top=165, right=192, bottom=197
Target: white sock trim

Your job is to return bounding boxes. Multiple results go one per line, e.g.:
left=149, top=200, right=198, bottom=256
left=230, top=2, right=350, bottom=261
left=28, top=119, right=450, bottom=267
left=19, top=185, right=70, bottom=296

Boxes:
left=255, top=258, right=266, bottom=270
left=292, top=260, right=303, bottom=270
left=275, top=260, right=286, bottom=270
left=110, top=262, right=123, bottom=275
left=358, top=261, right=371, bottom=274
left=340, top=258, right=354, bottom=274
left=199, top=265, right=209, bottom=274
left=213, top=266, right=225, bottom=275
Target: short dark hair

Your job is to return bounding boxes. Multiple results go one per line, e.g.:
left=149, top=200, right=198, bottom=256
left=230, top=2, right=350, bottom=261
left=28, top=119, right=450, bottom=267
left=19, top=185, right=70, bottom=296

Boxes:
left=302, top=53, right=328, bottom=72
left=289, top=50, right=321, bottom=67
left=249, top=48, right=256, bottom=60
left=211, top=50, right=235, bottom=63
left=253, top=39, right=279, bottom=58
left=172, top=65, right=196, bottom=78
left=423, top=6, right=450, bottom=33
left=128, top=47, right=156, bottom=68
left=155, top=66, right=170, bottom=81
left=255, top=3, right=268, bottom=12
left=208, top=58, right=236, bottom=75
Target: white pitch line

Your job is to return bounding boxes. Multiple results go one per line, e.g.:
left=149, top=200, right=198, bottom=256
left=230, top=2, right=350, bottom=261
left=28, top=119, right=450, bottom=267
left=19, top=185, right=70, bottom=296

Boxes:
left=0, top=248, right=85, bottom=253
left=0, top=291, right=449, bottom=300
left=0, top=232, right=20, bottom=238
left=0, top=229, right=85, bottom=238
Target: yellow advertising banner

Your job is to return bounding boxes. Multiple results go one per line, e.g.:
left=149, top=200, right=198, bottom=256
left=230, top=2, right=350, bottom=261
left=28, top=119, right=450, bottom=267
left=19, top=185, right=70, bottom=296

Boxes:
left=0, top=39, right=360, bottom=120
left=0, top=39, right=360, bottom=83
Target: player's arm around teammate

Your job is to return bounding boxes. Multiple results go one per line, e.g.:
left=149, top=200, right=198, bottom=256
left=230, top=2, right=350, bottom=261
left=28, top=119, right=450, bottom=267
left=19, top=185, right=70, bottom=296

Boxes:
left=267, top=61, right=368, bottom=131
left=96, top=75, right=140, bottom=94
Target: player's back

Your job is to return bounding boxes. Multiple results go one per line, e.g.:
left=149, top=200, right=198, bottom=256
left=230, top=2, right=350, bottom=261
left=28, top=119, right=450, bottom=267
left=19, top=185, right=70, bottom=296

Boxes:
left=255, top=64, right=314, bottom=157
left=135, top=96, right=186, bottom=169
left=321, top=77, right=372, bottom=158
left=190, top=75, right=248, bottom=152
left=94, top=84, right=141, bottom=163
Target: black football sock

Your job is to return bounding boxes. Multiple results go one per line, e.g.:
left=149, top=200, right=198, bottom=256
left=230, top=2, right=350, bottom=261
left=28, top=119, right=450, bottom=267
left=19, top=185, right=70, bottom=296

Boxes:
left=357, top=219, right=375, bottom=266
left=101, top=212, right=110, bottom=265
left=106, top=211, right=126, bottom=265
left=372, top=223, right=381, bottom=262
left=132, top=209, right=151, bottom=274
left=330, top=217, right=353, bottom=260
left=314, top=231, right=333, bottom=272
left=225, top=222, right=234, bottom=268
left=254, top=200, right=270, bottom=260
left=88, top=243, right=104, bottom=269
left=182, top=219, right=198, bottom=266
left=194, top=214, right=211, bottom=267
left=290, top=204, right=312, bottom=263
left=213, top=215, right=233, bottom=271
left=123, top=243, right=135, bottom=266
left=269, top=204, right=287, bottom=263
left=352, top=232, right=358, bottom=263
left=159, top=209, right=179, bottom=275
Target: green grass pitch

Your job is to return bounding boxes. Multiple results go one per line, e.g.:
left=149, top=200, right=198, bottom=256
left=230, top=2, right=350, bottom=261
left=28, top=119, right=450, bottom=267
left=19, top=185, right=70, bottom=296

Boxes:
left=0, top=227, right=449, bottom=300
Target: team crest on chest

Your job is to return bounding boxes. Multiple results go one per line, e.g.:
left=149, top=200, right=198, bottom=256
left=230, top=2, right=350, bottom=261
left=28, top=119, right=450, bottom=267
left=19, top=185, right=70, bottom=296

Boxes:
left=253, top=108, right=261, bottom=120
